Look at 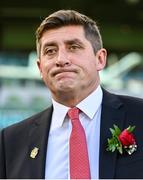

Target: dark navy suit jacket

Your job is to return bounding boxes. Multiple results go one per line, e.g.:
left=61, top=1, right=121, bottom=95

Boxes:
left=1, top=89, right=143, bottom=179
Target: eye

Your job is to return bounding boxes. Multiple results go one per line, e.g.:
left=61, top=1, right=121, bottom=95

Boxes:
left=69, top=44, right=81, bottom=51
left=43, top=47, right=57, bottom=56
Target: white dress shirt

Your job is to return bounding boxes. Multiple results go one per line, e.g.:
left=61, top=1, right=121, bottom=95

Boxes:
left=45, top=85, right=103, bottom=179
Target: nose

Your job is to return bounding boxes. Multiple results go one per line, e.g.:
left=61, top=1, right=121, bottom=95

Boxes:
left=56, top=49, right=71, bottom=67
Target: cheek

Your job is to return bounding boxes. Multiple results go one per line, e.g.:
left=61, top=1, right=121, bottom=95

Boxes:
left=76, top=58, right=97, bottom=76
left=85, top=60, right=97, bottom=73
left=40, top=60, right=52, bottom=75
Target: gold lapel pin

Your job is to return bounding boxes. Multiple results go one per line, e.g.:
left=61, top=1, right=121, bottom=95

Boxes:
left=30, top=147, right=39, bottom=159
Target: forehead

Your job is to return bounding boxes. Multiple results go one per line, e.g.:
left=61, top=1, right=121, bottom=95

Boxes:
left=40, top=25, right=86, bottom=44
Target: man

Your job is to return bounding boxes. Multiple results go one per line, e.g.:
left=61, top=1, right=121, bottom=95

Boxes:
left=0, top=10, right=143, bottom=179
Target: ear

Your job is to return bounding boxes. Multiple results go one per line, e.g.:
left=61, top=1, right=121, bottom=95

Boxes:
left=37, top=59, right=43, bottom=78
left=96, top=48, right=107, bottom=71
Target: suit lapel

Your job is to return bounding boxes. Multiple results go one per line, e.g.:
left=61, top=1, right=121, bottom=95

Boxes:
left=99, top=89, right=125, bottom=179
left=27, top=106, right=53, bottom=179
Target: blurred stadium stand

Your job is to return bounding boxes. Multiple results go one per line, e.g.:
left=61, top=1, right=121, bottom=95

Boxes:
left=0, top=0, right=143, bottom=128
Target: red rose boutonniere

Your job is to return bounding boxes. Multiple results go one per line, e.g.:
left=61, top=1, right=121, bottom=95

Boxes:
left=107, top=124, right=137, bottom=155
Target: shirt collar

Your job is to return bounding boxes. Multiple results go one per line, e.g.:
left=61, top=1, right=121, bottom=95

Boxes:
left=50, top=100, right=70, bottom=133
left=77, top=85, right=103, bottom=119
left=50, top=85, right=103, bottom=132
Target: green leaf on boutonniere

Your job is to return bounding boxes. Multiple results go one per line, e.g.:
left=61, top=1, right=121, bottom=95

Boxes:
left=107, top=124, right=123, bottom=153
left=107, top=132, right=123, bottom=154
left=127, top=125, right=135, bottom=133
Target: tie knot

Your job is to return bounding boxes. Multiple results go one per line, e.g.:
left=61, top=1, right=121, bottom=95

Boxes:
left=68, top=107, right=79, bottom=121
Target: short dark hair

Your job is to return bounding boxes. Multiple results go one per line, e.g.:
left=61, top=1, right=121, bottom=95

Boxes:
left=36, top=9, right=103, bottom=57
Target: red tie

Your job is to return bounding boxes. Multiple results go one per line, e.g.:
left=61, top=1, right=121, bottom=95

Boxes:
left=68, top=107, right=91, bottom=179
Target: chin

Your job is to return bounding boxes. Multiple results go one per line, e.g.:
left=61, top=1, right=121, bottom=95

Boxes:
left=59, top=86, right=75, bottom=92
left=56, top=84, right=76, bottom=93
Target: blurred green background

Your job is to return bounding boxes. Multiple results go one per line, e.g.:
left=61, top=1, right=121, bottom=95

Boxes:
left=0, top=0, right=143, bottom=129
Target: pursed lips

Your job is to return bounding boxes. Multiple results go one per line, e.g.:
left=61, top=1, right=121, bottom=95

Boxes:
left=51, top=68, right=77, bottom=77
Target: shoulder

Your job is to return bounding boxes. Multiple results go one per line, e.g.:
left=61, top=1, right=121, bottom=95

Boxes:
left=102, top=89, right=143, bottom=133
left=103, top=88, right=143, bottom=103
left=1, top=106, right=53, bottom=137
left=115, top=92, right=143, bottom=107
left=102, top=88, right=143, bottom=111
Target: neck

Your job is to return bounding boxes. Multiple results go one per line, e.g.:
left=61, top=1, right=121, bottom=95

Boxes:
left=52, top=85, right=99, bottom=107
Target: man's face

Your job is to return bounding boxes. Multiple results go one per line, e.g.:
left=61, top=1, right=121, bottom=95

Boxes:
left=37, top=25, right=106, bottom=103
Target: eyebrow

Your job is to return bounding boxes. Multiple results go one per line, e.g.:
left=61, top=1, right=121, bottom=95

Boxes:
left=42, top=38, right=85, bottom=49
left=42, top=42, right=57, bottom=50
left=64, top=38, right=85, bottom=46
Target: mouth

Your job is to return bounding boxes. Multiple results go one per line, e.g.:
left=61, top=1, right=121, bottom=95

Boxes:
left=51, top=68, right=77, bottom=77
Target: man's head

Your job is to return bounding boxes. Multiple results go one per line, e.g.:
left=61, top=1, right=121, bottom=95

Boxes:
left=36, top=10, right=107, bottom=106
left=36, top=9, right=103, bottom=58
